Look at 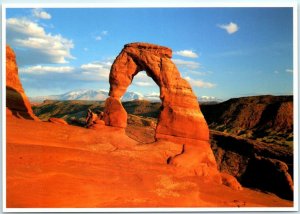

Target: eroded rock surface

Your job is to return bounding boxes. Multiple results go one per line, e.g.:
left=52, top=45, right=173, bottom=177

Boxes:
left=104, top=42, right=222, bottom=183
left=105, top=42, right=209, bottom=141
left=221, top=172, right=243, bottom=191
left=210, top=130, right=294, bottom=200
left=104, top=97, right=127, bottom=128
left=201, top=95, right=293, bottom=142
left=6, top=116, right=292, bottom=207
left=241, top=156, right=294, bottom=200
left=48, top=118, right=68, bottom=125
left=6, top=45, right=39, bottom=120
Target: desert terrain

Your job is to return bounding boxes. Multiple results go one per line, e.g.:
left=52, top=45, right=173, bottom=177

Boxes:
left=31, top=96, right=294, bottom=201
left=6, top=116, right=293, bottom=208
left=6, top=44, right=294, bottom=208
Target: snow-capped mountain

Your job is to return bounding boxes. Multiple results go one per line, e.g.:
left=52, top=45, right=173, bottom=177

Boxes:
left=121, top=91, right=144, bottom=102
left=59, top=89, right=109, bottom=100
left=198, top=96, right=222, bottom=103
left=30, top=89, right=108, bottom=102
left=29, top=89, right=159, bottom=102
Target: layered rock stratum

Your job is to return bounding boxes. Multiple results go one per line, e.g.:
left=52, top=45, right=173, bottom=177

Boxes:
left=6, top=45, right=39, bottom=120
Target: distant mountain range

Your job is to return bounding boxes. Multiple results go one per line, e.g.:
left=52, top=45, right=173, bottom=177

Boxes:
left=29, top=89, right=161, bottom=102
left=29, top=89, right=223, bottom=103
left=198, top=96, right=223, bottom=104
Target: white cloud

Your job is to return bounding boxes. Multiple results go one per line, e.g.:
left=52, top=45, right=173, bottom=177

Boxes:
left=32, top=9, right=51, bottom=19
left=286, top=68, right=293, bottom=73
left=101, top=30, right=108, bottom=35
left=187, top=70, right=213, bottom=76
left=146, top=92, right=160, bottom=97
left=79, top=61, right=112, bottom=81
left=274, top=70, right=279, bottom=74
left=144, top=92, right=160, bottom=101
left=174, top=50, right=198, bottom=58
left=172, top=59, right=200, bottom=70
left=7, top=18, right=44, bottom=37
left=134, top=81, right=153, bottom=86
left=20, top=65, right=74, bottom=74
left=7, top=18, right=74, bottom=66
left=95, top=30, right=108, bottom=41
left=218, top=22, right=239, bottom=34
left=184, top=76, right=216, bottom=88
left=81, top=62, right=110, bottom=70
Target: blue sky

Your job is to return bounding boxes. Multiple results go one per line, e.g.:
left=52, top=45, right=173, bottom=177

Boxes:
left=6, top=7, right=293, bottom=100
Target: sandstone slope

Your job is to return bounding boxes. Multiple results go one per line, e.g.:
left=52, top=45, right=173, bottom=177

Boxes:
left=6, top=117, right=293, bottom=208
left=31, top=98, right=295, bottom=200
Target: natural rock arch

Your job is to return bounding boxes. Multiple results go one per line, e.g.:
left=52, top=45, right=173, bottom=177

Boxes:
left=103, top=42, right=209, bottom=142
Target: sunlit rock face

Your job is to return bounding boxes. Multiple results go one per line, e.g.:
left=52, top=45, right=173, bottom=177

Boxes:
left=105, top=42, right=209, bottom=141
left=6, top=45, right=39, bottom=120
left=104, top=43, right=225, bottom=183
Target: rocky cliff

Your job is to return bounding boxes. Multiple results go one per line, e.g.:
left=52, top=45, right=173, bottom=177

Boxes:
left=6, top=45, right=39, bottom=120
left=201, top=95, right=293, bottom=142
left=210, top=130, right=293, bottom=200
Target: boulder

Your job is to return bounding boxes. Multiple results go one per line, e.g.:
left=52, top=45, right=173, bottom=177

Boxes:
left=221, top=172, right=243, bottom=190
left=103, top=97, right=127, bottom=128
left=6, top=45, right=39, bottom=121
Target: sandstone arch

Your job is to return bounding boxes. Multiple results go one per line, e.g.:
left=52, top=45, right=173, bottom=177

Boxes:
left=104, top=42, right=209, bottom=142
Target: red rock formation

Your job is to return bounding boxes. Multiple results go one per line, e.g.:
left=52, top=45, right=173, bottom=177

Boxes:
left=210, top=130, right=293, bottom=199
left=103, top=97, right=127, bottom=128
left=242, top=155, right=294, bottom=200
left=104, top=43, right=223, bottom=183
left=6, top=45, right=39, bottom=120
left=201, top=95, right=293, bottom=136
left=106, top=42, right=209, bottom=141
left=48, top=118, right=68, bottom=125
left=6, top=46, right=23, bottom=92
left=221, top=172, right=243, bottom=190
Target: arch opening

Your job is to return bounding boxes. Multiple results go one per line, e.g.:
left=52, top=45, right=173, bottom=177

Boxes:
left=124, top=70, right=161, bottom=144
